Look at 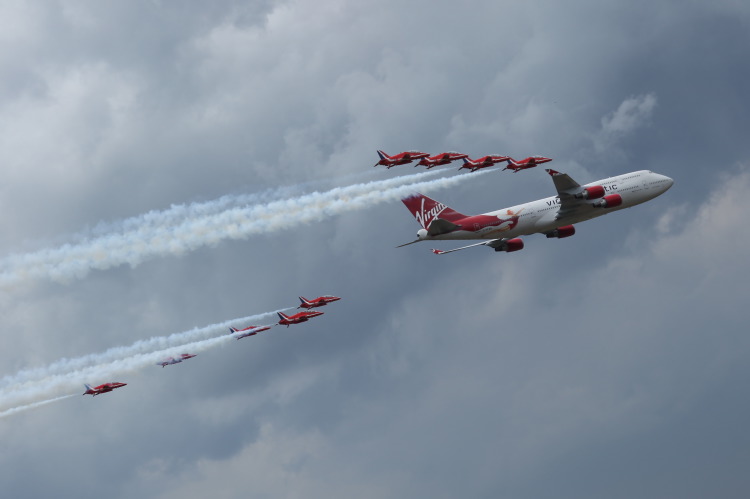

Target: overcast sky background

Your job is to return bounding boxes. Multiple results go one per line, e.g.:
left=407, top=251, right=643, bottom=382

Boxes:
left=0, top=1, right=749, bottom=498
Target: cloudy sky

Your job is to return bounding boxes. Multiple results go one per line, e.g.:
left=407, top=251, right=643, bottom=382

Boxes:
left=1, top=1, right=749, bottom=497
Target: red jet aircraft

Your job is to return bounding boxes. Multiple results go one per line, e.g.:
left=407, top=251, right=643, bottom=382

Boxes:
left=277, top=310, right=324, bottom=327
left=374, top=150, right=430, bottom=168
left=503, top=156, right=552, bottom=172
left=229, top=324, right=272, bottom=340
left=82, top=382, right=127, bottom=396
left=458, top=155, right=510, bottom=172
left=298, top=295, right=341, bottom=309
left=156, top=353, right=197, bottom=368
left=417, top=152, right=469, bottom=169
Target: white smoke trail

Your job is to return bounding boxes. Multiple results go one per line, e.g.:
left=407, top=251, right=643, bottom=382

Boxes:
left=0, top=329, right=248, bottom=412
left=0, top=309, right=285, bottom=390
left=70, top=169, right=385, bottom=242
left=0, top=169, right=483, bottom=288
left=0, top=394, right=76, bottom=419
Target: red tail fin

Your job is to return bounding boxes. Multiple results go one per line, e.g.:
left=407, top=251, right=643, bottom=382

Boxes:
left=401, top=194, right=466, bottom=229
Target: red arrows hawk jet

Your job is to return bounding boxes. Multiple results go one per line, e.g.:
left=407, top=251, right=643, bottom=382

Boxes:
left=458, top=155, right=510, bottom=172
left=298, top=295, right=341, bottom=309
left=374, top=150, right=430, bottom=168
left=229, top=324, right=272, bottom=340
left=503, top=156, right=552, bottom=172
left=156, top=353, right=197, bottom=367
left=277, top=310, right=324, bottom=327
left=398, top=168, right=673, bottom=254
left=82, top=382, right=127, bottom=396
left=417, top=152, right=469, bottom=169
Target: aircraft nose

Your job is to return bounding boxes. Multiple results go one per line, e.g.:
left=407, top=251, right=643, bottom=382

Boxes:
left=662, top=175, right=674, bottom=191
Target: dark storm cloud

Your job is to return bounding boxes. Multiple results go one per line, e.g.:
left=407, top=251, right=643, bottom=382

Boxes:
left=0, top=1, right=749, bottom=498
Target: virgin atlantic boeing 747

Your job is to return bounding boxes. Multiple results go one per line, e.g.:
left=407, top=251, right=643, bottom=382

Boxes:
left=399, top=169, right=673, bottom=254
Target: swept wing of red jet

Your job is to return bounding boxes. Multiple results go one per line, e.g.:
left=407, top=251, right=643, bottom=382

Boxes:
left=229, top=324, right=272, bottom=340
left=458, top=155, right=510, bottom=172
left=374, top=150, right=430, bottom=168
left=82, top=382, right=127, bottom=396
left=277, top=310, right=324, bottom=327
left=417, top=152, right=469, bottom=169
left=503, top=156, right=552, bottom=172
left=156, top=353, right=197, bottom=367
left=298, top=295, right=341, bottom=309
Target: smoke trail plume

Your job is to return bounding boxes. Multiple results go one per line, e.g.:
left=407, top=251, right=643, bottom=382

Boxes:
left=0, top=170, right=484, bottom=288
left=0, top=394, right=76, bottom=419
left=0, top=309, right=284, bottom=390
left=0, top=330, right=242, bottom=412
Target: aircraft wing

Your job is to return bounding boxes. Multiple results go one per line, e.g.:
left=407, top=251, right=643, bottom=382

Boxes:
left=431, top=238, right=509, bottom=255
left=546, top=169, right=587, bottom=218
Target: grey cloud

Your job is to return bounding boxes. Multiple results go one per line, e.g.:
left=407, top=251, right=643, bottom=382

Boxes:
left=1, top=1, right=750, bottom=498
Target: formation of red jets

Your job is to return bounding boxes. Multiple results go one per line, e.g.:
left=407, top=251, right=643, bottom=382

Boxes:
left=83, top=295, right=341, bottom=396
left=374, top=150, right=552, bottom=172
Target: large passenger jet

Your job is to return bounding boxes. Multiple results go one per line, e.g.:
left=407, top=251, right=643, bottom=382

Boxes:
left=399, top=169, right=673, bottom=254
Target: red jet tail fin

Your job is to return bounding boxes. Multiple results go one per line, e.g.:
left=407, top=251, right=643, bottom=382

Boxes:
left=401, top=193, right=467, bottom=230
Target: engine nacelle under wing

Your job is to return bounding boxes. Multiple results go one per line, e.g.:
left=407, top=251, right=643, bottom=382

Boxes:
left=494, top=238, right=524, bottom=252
left=545, top=225, right=575, bottom=238
left=574, top=185, right=605, bottom=200
left=593, top=194, right=622, bottom=208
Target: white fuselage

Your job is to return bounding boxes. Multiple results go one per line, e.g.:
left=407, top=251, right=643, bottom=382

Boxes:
left=421, top=170, right=673, bottom=241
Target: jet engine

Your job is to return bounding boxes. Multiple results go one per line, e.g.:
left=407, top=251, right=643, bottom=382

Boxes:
left=494, top=238, right=524, bottom=252
left=574, top=185, right=605, bottom=200
left=593, top=194, right=622, bottom=208
left=545, top=225, right=575, bottom=238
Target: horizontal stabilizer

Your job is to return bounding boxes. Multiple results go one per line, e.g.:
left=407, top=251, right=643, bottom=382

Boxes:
left=431, top=240, right=494, bottom=255
left=396, top=239, right=421, bottom=248
left=427, top=218, right=461, bottom=236
left=431, top=238, right=517, bottom=255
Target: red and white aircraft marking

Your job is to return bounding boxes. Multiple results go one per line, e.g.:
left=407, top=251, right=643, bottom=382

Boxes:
left=399, top=169, right=673, bottom=254
left=298, top=295, right=341, bottom=309
left=417, top=152, right=469, bottom=169
left=503, top=155, right=553, bottom=172
left=82, top=382, right=127, bottom=396
left=374, top=150, right=430, bottom=168
left=459, top=155, right=510, bottom=172
left=156, top=353, right=197, bottom=367
left=229, top=324, right=272, bottom=340
left=277, top=310, right=324, bottom=327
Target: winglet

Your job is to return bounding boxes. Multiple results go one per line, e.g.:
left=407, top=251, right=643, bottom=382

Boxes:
left=546, top=168, right=560, bottom=176
left=431, top=249, right=445, bottom=255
